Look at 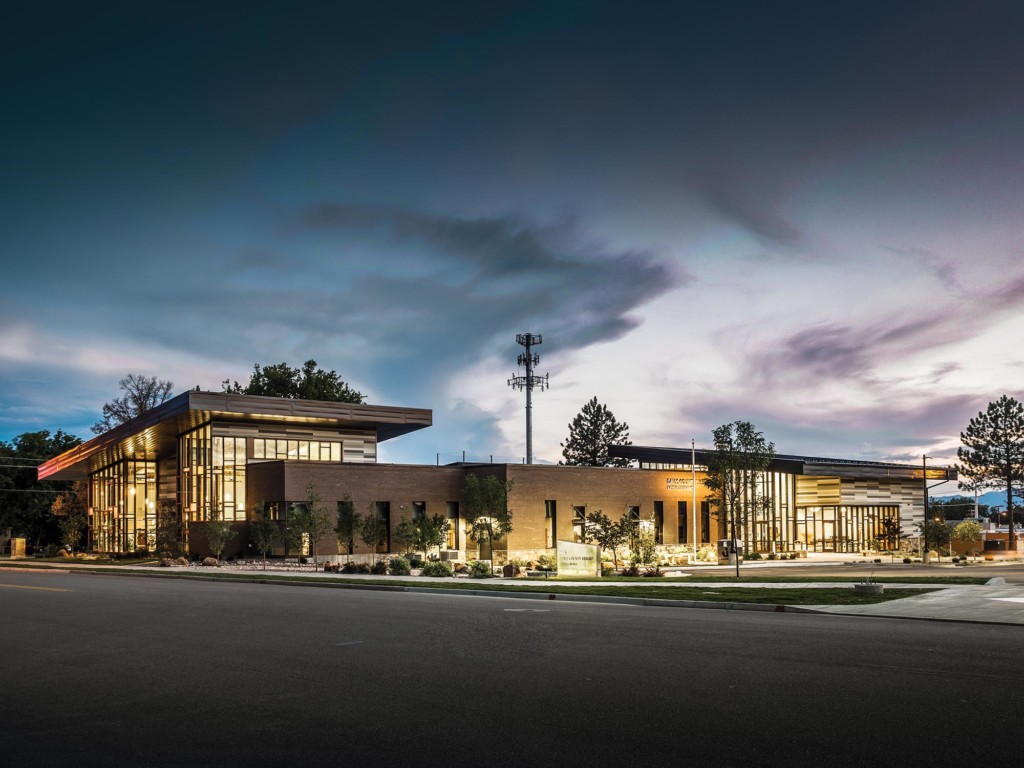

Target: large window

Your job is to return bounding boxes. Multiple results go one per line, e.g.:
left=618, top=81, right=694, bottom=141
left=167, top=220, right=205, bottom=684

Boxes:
left=445, top=502, right=459, bottom=550
left=678, top=501, right=688, bottom=544
left=795, top=505, right=899, bottom=553
left=653, top=501, right=664, bottom=544
left=89, top=460, right=157, bottom=553
left=572, top=505, right=586, bottom=542
left=253, top=438, right=342, bottom=462
left=179, top=426, right=246, bottom=523
left=545, top=500, right=557, bottom=548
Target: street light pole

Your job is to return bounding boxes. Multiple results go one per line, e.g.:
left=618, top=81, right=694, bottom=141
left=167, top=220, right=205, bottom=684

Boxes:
left=922, top=455, right=929, bottom=563
left=691, top=438, right=697, bottom=564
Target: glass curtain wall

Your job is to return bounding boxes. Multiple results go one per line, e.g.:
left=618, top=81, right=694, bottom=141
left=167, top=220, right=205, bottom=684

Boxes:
left=179, top=425, right=247, bottom=524
left=89, top=460, right=157, bottom=553
left=741, top=471, right=794, bottom=553
left=795, top=505, right=900, bottom=552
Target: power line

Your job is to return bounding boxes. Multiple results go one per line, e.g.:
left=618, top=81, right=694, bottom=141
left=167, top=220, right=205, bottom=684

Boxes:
left=0, top=488, right=65, bottom=494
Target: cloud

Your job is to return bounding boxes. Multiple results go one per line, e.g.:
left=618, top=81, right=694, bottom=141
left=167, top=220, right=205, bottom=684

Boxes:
left=279, top=205, right=683, bottom=395
left=698, top=178, right=802, bottom=248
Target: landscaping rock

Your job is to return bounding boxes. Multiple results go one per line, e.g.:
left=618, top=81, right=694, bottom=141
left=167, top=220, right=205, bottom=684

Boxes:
left=176, top=556, right=189, bottom=566
left=202, top=557, right=219, bottom=567
left=160, top=558, right=175, bottom=567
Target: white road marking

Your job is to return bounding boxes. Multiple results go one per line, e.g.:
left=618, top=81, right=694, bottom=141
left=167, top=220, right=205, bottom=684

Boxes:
left=504, top=608, right=550, bottom=612
left=334, top=640, right=365, bottom=646
left=987, top=597, right=1024, bottom=603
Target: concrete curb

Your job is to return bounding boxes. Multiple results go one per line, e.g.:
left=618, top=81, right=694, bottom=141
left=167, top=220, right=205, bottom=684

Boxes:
left=17, top=564, right=1017, bottom=624
left=64, top=567, right=865, bottom=616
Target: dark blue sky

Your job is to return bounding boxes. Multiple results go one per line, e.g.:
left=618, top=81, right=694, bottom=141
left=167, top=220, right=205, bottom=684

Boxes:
left=3, top=1, right=1023, bottom=478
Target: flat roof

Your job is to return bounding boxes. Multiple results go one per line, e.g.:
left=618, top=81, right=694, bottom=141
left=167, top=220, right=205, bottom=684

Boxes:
left=37, top=391, right=432, bottom=482
left=608, top=444, right=957, bottom=482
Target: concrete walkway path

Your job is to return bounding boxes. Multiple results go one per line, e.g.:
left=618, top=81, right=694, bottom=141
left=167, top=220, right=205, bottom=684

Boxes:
left=805, top=582, right=1024, bottom=625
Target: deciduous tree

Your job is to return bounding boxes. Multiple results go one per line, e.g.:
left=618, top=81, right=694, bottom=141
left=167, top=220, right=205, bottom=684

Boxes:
left=1, top=430, right=82, bottom=548
left=298, top=481, right=334, bottom=571
left=584, top=510, right=628, bottom=570
left=223, top=360, right=364, bottom=403
left=335, top=494, right=358, bottom=562
left=560, top=397, right=631, bottom=467
left=155, top=500, right=183, bottom=557
left=92, top=374, right=174, bottom=434
left=394, top=509, right=449, bottom=557
left=922, top=515, right=952, bottom=559
left=205, top=508, right=236, bottom=561
left=702, top=420, right=775, bottom=575
left=957, top=395, right=1024, bottom=549
left=462, top=474, right=514, bottom=560
left=952, top=519, right=983, bottom=561
left=249, top=503, right=278, bottom=570
left=878, top=516, right=905, bottom=553
left=51, top=481, right=88, bottom=553
left=359, top=503, right=389, bottom=563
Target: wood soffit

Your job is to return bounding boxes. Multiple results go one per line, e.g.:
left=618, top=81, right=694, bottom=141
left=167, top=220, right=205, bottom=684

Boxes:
left=37, top=391, right=432, bottom=482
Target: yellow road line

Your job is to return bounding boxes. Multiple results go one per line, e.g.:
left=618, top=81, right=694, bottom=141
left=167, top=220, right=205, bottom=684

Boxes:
left=0, top=583, right=72, bottom=593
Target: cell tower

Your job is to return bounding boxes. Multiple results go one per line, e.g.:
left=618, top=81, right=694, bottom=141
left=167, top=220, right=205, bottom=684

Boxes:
left=508, top=333, right=549, bottom=464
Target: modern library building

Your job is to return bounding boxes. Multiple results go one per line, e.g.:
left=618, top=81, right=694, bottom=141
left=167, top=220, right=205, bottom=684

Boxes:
left=38, top=390, right=956, bottom=560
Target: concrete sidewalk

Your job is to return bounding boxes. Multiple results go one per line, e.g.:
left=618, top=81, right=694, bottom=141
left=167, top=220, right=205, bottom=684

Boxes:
left=806, top=583, right=1024, bottom=625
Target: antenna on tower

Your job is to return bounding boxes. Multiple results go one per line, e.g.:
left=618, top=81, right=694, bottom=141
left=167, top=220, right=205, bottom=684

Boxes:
left=508, top=333, right=549, bottom=465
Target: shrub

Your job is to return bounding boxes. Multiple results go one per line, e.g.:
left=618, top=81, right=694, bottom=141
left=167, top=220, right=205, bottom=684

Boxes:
left=389, top=556, right=412, bottom=576
left=601, top=566, right=615, bottom=577
left=874, top=558, right=882, bottom=564
left=468, top=560, right=493, bottom=578
left=341, top=562, right=371, bottom=574
left=620, top=564, right=641, bottom=577
left=537, top=553, right=557, bottom=570
left=641, top=565, right=664, bottom=577
left=408, top=556, right=424, bottom=569
left=370, top=559, right=389, bottom=575
left=695, top=546, right=716, bottom=562
left=747, top=552, right=763, bottom=560
left=903, top=557, right=912, bottom=564
left=420, top=561, right=454, bottom=577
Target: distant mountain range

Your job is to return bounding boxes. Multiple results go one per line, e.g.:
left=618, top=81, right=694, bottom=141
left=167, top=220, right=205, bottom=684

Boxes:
left=933, top=491, right=1022, bottom=510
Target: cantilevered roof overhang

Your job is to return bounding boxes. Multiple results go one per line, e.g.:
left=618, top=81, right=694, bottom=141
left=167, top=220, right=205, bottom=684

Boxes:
left=608, top=445, right=957, bottom=482
left=38, top=391, right=432, bottom=482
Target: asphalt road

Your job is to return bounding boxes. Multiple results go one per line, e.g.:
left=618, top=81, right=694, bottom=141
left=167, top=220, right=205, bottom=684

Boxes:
left=1, top=570, right=1019, bottom=768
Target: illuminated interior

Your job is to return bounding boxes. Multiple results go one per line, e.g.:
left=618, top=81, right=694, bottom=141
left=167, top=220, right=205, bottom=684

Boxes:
left=89, top=460, right=157, bottom=552
left=179, top=425, right=247, bottom=523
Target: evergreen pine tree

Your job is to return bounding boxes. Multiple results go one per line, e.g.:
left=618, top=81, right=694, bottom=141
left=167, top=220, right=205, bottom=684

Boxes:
left=560, top=397, right=631, bottom=466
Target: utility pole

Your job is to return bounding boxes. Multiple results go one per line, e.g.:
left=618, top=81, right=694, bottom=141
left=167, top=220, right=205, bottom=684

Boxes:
left=508, top=333, right=549, bottom=464
left=922, top=455, right=929, bottom=563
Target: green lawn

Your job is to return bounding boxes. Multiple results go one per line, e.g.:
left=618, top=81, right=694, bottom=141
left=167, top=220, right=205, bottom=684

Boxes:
left=0, top=559, right=974, bottom=605
left=76, top=568, right=936, bottom=605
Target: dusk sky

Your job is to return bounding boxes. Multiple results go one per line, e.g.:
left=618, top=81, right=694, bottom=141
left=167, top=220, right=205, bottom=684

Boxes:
left=3, top=1, right=1023, bottom=490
